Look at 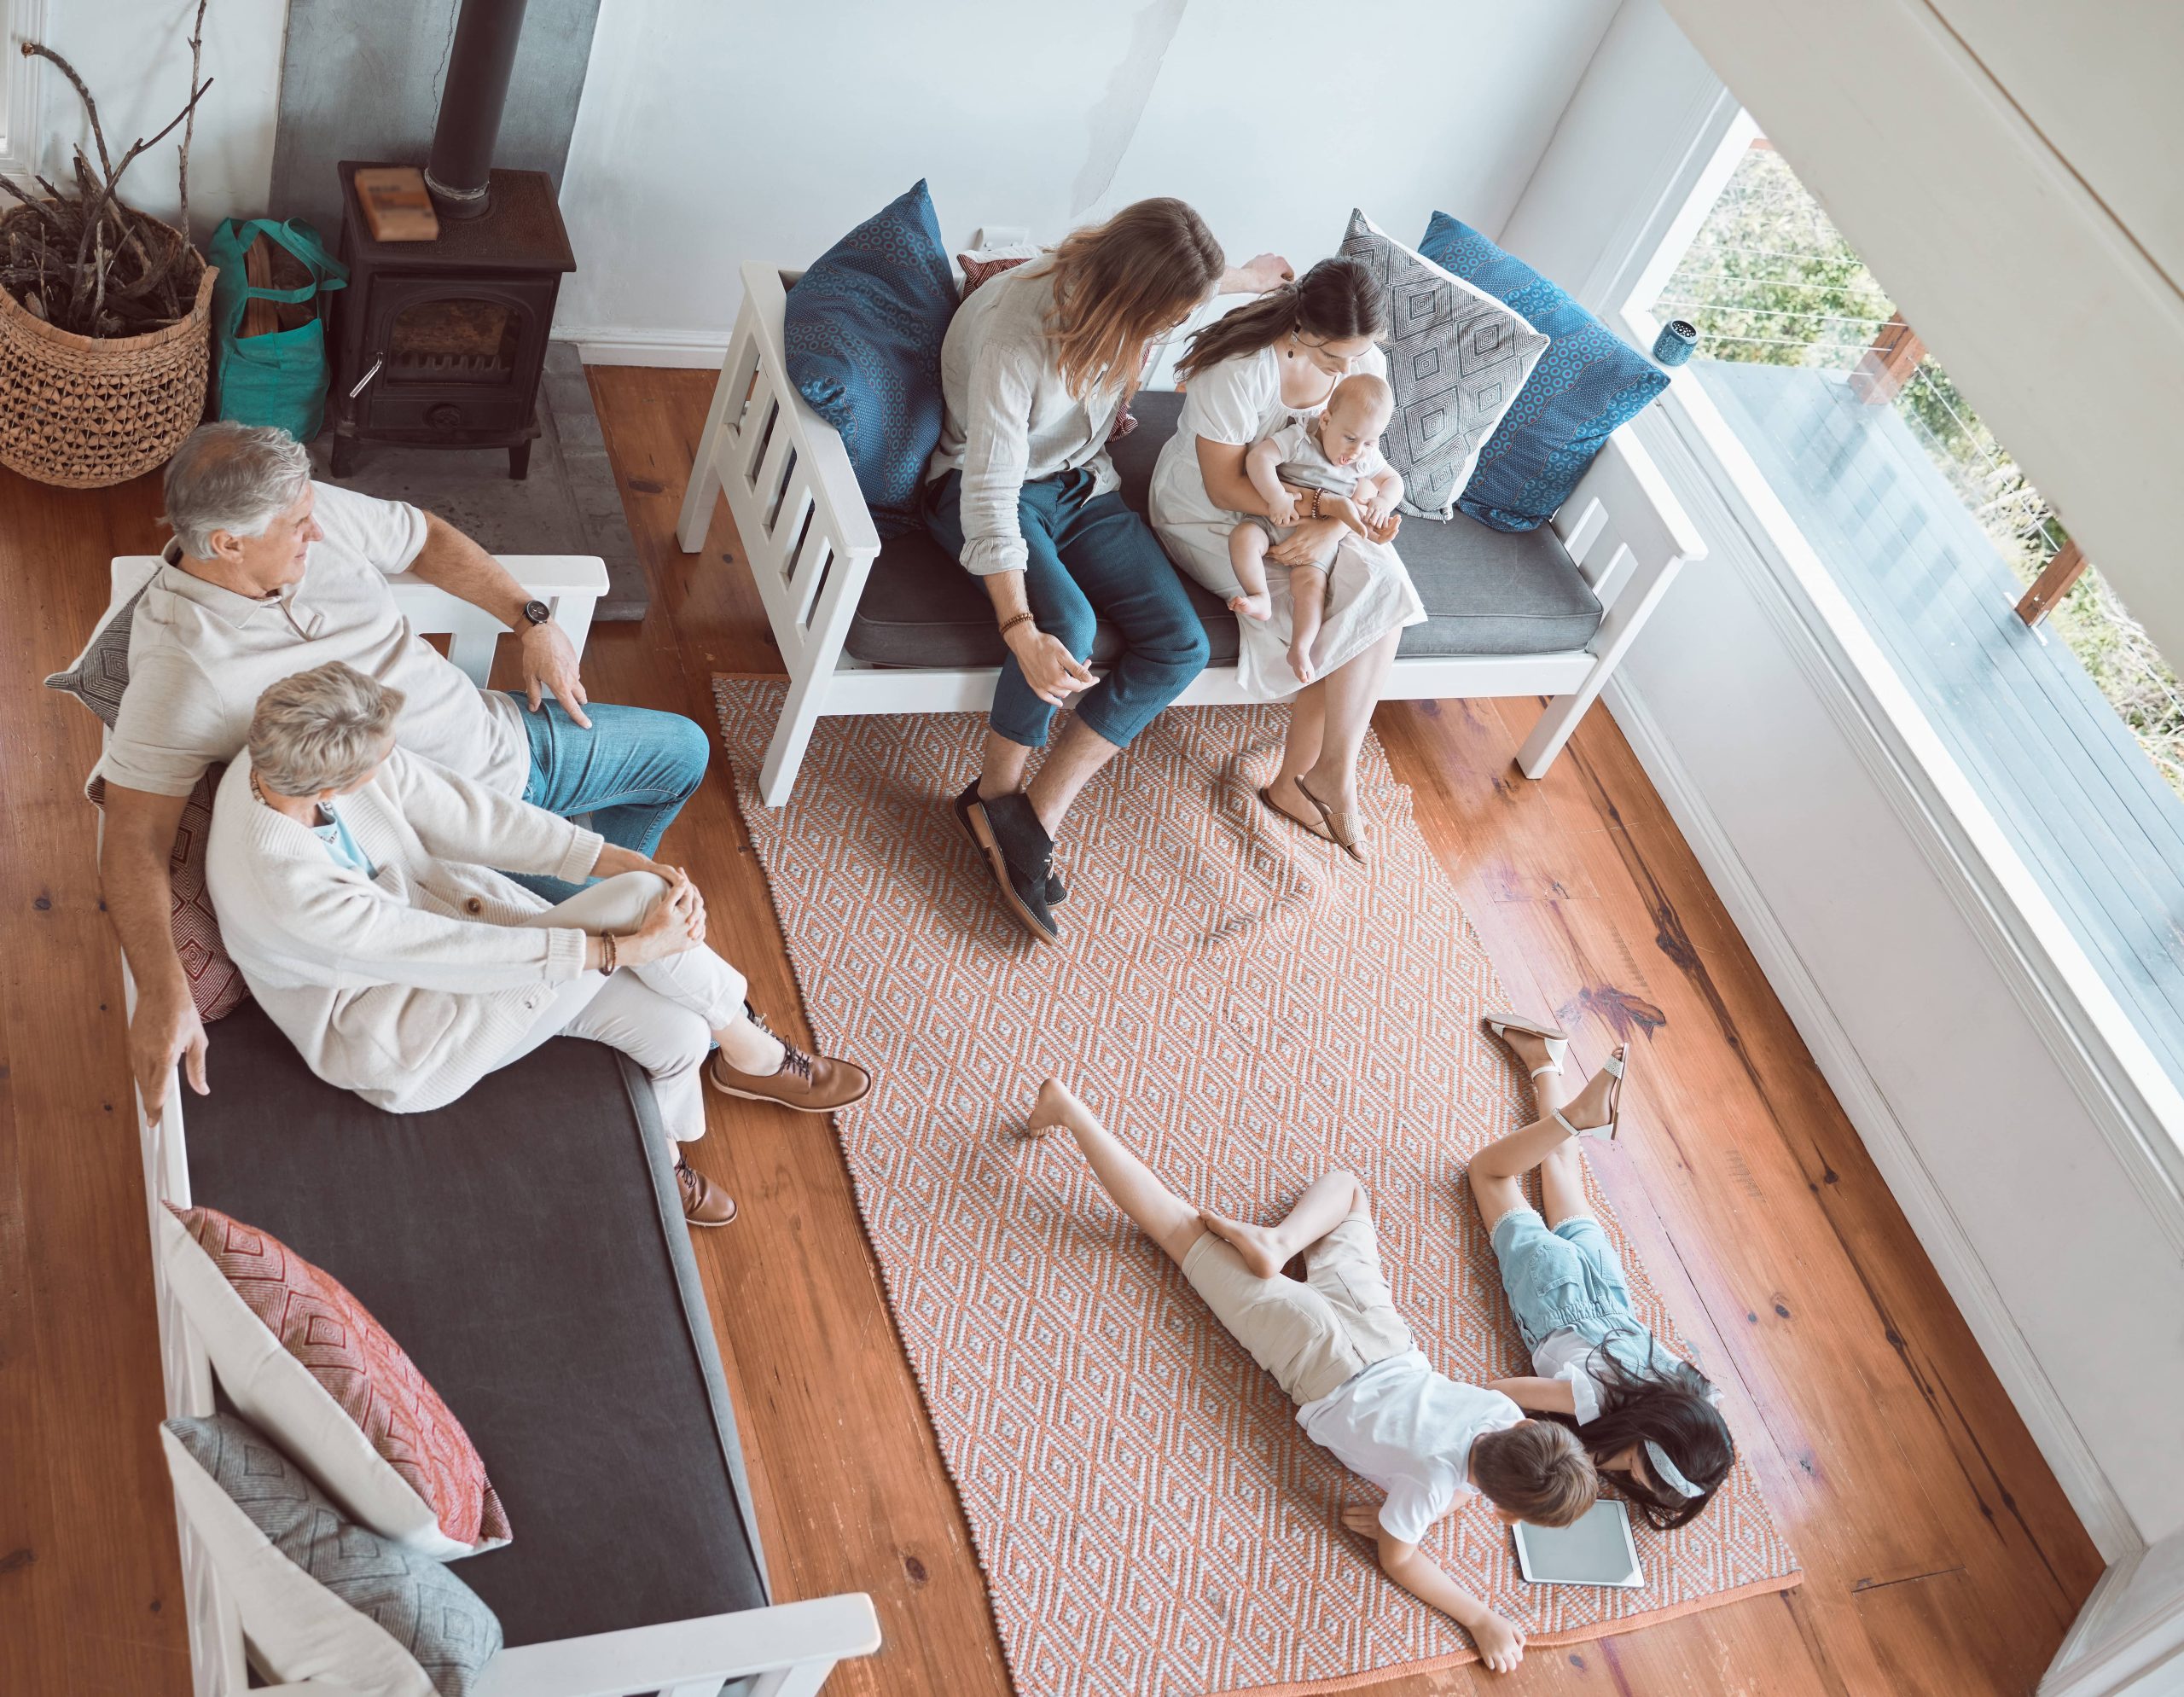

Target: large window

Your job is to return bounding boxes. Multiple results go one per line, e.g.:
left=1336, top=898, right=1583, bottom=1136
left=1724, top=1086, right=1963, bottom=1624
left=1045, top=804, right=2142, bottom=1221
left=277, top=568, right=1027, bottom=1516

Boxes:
left=1625, top=129, right=2184, bottom=1087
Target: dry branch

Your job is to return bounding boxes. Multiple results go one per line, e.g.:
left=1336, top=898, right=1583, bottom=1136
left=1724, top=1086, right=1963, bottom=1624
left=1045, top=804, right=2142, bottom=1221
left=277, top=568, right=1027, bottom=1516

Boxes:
left=4, top=30, right=212, bottom=338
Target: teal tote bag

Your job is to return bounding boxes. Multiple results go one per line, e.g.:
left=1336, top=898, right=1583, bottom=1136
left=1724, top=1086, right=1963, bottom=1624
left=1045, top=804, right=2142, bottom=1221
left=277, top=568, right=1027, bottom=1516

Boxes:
left=208, top=218, right=349, bottom=442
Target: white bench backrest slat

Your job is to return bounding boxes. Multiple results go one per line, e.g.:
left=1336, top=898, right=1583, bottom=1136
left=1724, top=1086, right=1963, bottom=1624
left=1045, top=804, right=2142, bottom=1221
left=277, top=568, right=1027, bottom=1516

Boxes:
left=688, top=264, right=881, bottom=694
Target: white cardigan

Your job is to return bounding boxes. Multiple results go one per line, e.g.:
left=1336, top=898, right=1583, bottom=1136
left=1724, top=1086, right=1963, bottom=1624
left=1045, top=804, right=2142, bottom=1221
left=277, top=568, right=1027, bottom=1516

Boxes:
left=206, top=747, right=604, bottom=1113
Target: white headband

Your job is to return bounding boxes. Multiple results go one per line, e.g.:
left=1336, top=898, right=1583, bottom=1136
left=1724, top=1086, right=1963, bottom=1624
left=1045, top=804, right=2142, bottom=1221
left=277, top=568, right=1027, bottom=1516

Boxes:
left=1645, top=1440, right=1704, bottom=1500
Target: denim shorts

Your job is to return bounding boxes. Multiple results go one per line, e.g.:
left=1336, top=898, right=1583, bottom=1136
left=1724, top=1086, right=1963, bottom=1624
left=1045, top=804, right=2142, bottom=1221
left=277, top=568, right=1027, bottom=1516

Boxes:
left=1490, top=1206, right=1637, bottom=1355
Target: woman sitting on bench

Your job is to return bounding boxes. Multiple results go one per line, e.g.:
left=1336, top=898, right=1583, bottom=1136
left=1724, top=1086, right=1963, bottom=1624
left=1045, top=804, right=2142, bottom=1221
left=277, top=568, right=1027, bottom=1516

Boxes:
left=206, top=661, right=873, bottom=1226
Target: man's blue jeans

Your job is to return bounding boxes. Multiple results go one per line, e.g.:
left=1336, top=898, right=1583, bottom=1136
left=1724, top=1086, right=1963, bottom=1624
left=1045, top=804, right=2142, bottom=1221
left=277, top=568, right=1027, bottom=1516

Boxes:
left=506, top=695, right=712, bottom=901
left=923, top=468, right=1210, bottom=749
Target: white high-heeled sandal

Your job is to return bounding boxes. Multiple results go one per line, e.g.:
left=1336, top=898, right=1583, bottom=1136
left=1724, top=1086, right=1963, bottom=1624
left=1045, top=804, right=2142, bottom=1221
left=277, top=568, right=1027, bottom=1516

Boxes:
left=1554, top=1044, right=1629, bottom=1141
left=1482, top=1009, right=1570, bottom=1078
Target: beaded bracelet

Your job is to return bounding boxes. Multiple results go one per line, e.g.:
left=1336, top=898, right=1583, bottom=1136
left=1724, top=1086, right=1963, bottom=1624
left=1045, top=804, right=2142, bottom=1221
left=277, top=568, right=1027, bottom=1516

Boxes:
left=999, top=611, right=1037, bottom=638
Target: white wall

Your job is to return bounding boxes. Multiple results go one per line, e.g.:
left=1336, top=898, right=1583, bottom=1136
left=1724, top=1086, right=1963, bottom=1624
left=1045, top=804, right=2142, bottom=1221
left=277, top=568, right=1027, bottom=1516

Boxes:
left=1501, top=0, right=2184, bottom=1554
left=551, top=0, right=1620, bottom=360
left=15, top=0, right=286, bottom=244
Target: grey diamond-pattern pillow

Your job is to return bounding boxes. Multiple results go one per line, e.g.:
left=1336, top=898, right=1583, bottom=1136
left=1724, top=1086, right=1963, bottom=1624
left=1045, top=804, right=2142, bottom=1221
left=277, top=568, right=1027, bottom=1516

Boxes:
left=1339, top=209, right=1549, bottom=520
left=167, top=1413, right=502, bottom=1697
left=44, top=579, right=150, bottom=729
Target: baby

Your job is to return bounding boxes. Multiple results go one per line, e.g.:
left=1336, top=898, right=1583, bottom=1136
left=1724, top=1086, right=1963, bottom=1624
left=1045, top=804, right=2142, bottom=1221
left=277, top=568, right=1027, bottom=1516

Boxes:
left=1228, top=371, right=1403, bottom=683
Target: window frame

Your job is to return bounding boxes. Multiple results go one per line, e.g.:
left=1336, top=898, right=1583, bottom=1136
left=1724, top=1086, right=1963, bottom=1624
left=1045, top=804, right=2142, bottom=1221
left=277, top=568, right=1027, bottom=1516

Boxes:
left=1602, top=109, right=2184, bottom=1224
left=2, top=0, right=52, bottom=182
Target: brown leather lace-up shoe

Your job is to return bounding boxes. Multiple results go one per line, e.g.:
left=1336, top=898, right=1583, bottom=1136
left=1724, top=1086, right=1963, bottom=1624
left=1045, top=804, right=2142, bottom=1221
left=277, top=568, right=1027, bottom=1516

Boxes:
left=706, top=1040, right=873, bottom=1113
left=675, top=1159, right=737, bottom=1227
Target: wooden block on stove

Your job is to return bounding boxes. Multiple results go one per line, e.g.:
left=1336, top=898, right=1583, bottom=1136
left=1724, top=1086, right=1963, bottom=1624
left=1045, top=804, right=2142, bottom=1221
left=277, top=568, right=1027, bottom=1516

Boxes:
left=353, top=166, right=440, bottom=242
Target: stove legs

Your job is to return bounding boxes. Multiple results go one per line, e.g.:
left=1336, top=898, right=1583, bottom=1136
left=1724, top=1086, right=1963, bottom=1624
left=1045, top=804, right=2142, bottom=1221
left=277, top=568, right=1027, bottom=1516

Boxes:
left=508, top=439, right=531, bottom=480
left=330, top=433, right=362, bottom=478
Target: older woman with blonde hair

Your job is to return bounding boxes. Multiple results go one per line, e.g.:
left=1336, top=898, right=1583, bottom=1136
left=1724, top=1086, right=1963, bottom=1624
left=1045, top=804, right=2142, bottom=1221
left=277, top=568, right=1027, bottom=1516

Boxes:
left=926, top=197, right=1293, bottom=944
left=206, top=661, right=871, bottom=1226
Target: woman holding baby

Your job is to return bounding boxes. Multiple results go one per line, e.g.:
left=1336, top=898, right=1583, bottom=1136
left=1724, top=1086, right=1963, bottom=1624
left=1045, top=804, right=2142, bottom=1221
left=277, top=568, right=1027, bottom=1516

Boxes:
left=1149, top=261, right=1425, bottom=863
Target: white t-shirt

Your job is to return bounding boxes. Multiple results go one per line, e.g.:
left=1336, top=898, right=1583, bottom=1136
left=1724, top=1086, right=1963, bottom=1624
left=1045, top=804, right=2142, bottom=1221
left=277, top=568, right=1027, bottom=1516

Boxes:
left=1531, top=1325, right=1668, bottom=1427
left=1535, top=1331, right=1609, bottom=1426
left=102, top=480, right=529, bottom=799
left=1297, top=1350, right=1522, bottom=1544
left=1147, top=341, right=1391, bottom=538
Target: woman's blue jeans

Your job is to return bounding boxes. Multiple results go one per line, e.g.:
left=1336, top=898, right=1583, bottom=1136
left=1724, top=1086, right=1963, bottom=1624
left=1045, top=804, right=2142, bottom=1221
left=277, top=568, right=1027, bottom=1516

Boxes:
left=923, top=469, right=1210, bottom=749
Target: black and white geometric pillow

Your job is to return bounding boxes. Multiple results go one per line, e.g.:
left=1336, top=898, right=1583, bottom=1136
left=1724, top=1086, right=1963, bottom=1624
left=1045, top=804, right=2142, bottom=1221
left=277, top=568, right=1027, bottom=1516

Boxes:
left=1339, top=209, right=1550, bottom=520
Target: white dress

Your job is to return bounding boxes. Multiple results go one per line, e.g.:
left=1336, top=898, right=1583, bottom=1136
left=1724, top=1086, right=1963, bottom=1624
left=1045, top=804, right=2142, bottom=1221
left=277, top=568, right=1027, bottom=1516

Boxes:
left=1150, top=345, right=1425, bottom=701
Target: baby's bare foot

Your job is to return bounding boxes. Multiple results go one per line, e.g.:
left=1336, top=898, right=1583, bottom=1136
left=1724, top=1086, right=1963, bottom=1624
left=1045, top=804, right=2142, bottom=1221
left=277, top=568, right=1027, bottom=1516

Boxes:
left=1199, top=1210, right=1287, bottom=1279
left=1024, top=1077, right=1086, bottom=1138
left=1228, top=591, right=1274, bottom=622
left=1289, top=640, right=1316, bottom=684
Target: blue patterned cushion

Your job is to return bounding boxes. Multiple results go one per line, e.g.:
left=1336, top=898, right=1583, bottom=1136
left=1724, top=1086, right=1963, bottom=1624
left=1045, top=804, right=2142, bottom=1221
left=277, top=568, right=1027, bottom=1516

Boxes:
left=168, top=1413, right=502, bottom=1696
left=1420, top=213, right=1669, bottom=533
left=783, top=180, right=956, bottom=539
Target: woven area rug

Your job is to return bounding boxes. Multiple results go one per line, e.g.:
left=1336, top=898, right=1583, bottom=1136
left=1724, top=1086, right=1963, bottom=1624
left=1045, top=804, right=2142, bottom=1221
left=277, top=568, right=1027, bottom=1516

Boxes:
left=714, top=680, right=1798, bottom=1697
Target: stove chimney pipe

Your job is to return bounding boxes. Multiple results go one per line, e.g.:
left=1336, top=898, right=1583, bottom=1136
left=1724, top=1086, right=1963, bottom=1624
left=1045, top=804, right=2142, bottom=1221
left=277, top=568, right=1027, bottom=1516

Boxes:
left=424, top=0, right=531, bottom=221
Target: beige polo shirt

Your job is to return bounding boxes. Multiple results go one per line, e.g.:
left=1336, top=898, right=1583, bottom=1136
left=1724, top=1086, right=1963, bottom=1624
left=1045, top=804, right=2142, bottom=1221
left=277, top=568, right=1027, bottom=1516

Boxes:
left=101, top=480, right=530, bottom=799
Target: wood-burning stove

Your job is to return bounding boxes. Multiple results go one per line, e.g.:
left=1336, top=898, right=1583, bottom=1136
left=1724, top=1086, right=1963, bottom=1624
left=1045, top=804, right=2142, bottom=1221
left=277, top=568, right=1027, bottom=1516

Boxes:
left=328, top=160, right=573, bottom=479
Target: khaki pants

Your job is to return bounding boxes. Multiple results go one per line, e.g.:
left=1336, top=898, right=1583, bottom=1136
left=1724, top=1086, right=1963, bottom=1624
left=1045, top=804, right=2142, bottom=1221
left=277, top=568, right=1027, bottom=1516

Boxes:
left=1182, top=1209, right=1415, bottom=1407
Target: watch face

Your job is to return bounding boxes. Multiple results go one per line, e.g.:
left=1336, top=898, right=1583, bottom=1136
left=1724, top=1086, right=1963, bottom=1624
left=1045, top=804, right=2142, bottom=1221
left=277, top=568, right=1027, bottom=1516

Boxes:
left=524, top=599, right=551, bottom=626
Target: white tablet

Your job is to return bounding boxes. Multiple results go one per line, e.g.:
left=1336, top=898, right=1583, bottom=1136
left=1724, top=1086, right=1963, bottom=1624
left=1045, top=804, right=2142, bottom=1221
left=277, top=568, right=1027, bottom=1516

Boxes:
left=1511, top=1499, right=1644, bottom=1589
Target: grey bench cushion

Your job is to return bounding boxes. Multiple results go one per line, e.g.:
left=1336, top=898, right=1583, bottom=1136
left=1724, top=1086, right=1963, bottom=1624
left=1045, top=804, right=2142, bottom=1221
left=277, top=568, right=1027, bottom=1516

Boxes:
left=844, top=390, right=1603, bottom=669
left=182, top=1001, right=768, bottom=1651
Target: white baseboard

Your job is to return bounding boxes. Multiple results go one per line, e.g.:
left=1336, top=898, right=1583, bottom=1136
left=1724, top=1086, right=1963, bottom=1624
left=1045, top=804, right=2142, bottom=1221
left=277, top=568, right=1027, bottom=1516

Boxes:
left=552, top=327, right=731, bottom=369
left=1601, top=671, right=2143, bottom=1566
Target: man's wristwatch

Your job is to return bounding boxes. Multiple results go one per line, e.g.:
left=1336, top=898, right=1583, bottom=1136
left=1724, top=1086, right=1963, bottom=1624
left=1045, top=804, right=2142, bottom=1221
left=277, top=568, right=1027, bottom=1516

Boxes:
left=519, top=599, right=552, bottom=630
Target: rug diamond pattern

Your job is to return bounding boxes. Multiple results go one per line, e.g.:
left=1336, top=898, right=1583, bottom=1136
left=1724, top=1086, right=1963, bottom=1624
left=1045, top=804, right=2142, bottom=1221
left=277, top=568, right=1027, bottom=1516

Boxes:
left=715, top=680, right=1798, bottom=1696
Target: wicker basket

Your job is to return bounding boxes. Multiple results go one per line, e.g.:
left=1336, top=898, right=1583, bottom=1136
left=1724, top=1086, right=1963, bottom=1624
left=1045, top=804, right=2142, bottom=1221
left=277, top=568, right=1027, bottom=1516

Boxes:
left=0, top=208, right=218, bottom=490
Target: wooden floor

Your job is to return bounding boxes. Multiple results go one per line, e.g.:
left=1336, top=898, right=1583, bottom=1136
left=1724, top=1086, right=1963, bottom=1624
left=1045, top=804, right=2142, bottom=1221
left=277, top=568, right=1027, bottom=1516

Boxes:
left=0, top=366, right=2103, bottom=1697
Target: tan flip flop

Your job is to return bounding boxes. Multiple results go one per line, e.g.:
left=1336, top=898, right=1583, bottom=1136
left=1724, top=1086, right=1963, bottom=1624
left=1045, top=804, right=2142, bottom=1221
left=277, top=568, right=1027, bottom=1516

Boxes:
left=1258, top=785, right=1335, bottom=843
left=1294, top=774, right=1366, bottom=864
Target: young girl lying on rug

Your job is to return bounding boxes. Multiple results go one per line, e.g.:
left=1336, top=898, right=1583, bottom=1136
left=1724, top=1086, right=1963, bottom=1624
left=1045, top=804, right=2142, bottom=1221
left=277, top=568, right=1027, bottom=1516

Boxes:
left=1224, top=372, right=1403, bottom=684
left=1472, top=1020, right=1737, bottom=1529
left=1024, top=1078, right=1596, bottom=1674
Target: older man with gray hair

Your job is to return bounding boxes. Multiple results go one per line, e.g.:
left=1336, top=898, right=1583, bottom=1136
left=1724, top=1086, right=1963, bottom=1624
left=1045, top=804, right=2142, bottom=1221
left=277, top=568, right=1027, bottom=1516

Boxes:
left=102, top=421, right=711, bottom=1126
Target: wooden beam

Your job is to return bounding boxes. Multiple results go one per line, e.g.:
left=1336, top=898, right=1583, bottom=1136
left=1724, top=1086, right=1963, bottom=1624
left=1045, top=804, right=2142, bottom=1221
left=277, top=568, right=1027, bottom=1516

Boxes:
left=1849, top=311, right=1927, bottom=404
left=2017, top=539, right=2089, bottom=625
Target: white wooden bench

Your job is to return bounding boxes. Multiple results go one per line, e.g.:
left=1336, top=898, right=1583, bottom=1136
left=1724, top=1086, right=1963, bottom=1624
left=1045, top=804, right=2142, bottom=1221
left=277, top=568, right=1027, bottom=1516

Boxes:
left=103, top=554, right=881, bottom=1697
left=678, top=262, right=1706, bottom=808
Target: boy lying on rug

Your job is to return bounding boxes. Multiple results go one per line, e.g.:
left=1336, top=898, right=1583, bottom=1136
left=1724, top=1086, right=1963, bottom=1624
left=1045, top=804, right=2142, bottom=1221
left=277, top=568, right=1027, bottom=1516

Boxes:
left=1023, top=1079, right=1598, bottom=1674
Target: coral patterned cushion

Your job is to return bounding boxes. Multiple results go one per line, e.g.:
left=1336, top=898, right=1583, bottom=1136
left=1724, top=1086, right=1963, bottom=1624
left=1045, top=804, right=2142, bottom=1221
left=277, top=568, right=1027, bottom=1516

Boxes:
left=170, top=768, right=249, bottom=1021
left=160, top=1204, right=510, bottom=1560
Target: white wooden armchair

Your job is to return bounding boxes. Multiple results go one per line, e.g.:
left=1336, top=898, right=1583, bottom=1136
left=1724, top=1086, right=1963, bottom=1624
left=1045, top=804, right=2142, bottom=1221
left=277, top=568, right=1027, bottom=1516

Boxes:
left=678, top=261, right=1706, bottom=807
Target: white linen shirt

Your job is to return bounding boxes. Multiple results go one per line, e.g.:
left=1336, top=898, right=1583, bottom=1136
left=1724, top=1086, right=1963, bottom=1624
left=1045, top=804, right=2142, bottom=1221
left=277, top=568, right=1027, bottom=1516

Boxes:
left=925, top=260, right=1126, bottom=577
left=1297, top=1350, right=1522, bottom=1543
left=101, top=480, right=529, bottom=799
